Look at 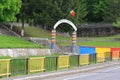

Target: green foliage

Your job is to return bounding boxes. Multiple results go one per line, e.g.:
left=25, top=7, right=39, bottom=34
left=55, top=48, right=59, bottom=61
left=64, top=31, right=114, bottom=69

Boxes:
left=103, top=0, right=120, bottom=22
left=0, top=0, right=21, bottom=22
left=85, top=0, right=120, bottom=22
left=113, top=18, right=120, bottom=28
left=86, top=0, right=108, bottom=22
left=16, top=0, right=120, bottom=27
left=21, top=0, right=87, bottom=32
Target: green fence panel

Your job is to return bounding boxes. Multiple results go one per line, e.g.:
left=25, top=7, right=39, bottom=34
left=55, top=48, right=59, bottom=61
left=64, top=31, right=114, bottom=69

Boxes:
left=105, top=52, right=111, bottom=61
left=70, top=55, right=79, bottom=67
left=45, top=57, right=57, bottom=71
left=10, top=58, right=28, bottom=76
left=89, top=54, right=96, bottom=64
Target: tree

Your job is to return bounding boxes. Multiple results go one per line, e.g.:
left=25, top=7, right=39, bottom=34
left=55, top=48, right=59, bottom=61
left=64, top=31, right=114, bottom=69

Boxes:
left=0, top=0, right=21, bottom=22
left=19, top=0, right=30, bottom=36
left=86, top=0, right=107, bottom=22
left=103, top=0, right=120, bottom=22
left=27, top=0, right=87, bottom=32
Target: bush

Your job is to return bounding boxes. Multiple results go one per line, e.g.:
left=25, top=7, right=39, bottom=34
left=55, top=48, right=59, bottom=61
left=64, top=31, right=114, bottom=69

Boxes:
left=113, top=18, right=120, bottom=28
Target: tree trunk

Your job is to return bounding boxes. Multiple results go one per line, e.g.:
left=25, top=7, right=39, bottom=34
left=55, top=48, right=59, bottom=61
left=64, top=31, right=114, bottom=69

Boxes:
left=10, top=22, right=13, bottom=30
left=21, top=17, right=24, bottom=37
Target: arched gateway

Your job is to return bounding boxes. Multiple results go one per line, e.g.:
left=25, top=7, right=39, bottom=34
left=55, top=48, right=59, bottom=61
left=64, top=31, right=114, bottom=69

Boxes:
left=51, top=19, right=77, bottom=53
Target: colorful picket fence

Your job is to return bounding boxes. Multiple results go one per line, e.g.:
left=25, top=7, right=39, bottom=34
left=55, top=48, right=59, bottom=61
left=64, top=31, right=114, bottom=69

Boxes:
left=79, top=46, right=120, bottom=62
left=0, top=49, right=120, bottom=78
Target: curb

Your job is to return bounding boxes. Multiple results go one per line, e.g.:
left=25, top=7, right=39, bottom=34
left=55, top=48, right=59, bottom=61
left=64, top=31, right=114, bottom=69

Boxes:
left=36, top=61, right=120, bottom=80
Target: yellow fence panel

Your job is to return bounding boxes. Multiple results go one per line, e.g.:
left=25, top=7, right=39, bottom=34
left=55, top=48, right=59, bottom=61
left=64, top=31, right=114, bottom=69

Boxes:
left=28, top=57, right=45, bottom=74
left=96, top=47, right=110, bottom=53
left=0, top=59, right=10, bottom=77
left=96, top=53, right=105, bottom=62
left=58, top=55, right=69, bottom=69
left=79, top=54, right=89, bottom=66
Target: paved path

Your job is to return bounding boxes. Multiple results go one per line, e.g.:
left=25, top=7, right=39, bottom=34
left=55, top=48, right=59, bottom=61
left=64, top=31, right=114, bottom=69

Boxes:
left=62, top=65, right=120, bottom=80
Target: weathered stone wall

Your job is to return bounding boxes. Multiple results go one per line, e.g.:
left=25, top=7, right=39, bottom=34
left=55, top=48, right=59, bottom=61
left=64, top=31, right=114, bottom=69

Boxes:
left=77, top=23, right=120, bottom=37
left=0, top=48, right=51, bottom=57
left=51, top=46, right=79, bottom=55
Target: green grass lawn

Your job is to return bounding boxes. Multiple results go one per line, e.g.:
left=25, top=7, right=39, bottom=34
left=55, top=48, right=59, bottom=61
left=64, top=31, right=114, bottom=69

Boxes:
left=77, top=41, right=120, bottom=47
left=0, top=34, right=44, bottom=48
left=14, top=26, right=120, bottom=47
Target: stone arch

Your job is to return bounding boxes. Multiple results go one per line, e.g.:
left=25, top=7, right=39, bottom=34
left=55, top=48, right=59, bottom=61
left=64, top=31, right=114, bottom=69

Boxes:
left=51, top=19, right=77, bottom=53
left=53, top=19, right=77, bottom=31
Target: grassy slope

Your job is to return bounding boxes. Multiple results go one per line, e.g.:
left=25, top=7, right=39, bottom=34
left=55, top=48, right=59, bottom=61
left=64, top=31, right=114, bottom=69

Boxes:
left=0, top=35, right=43, bottom=48
left=16, top=26, right=51, bottom=38
left=15, top=26, right=120, bottom=47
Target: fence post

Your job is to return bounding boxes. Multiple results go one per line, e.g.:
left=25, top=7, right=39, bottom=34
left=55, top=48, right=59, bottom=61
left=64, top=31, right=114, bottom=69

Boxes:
left=89, top=54, right=90, bottom=65
left=110, top=52, right=112, bottom=61
left=95, top=53, right=97, bottom=64
left=119, top=51, right=120, bottom=60
left=7, top=60, right=10, bottom=77
left=9, top=59, right=12, bottom=77
left=26, top=58, right=29, bottom=75
left=56, top=56, right=58, bottom=71
left=68, top=55, right=70, bottom=69
left=78, top=55, right=80, bottom=67
left=43, top=57, right=45, bottom=72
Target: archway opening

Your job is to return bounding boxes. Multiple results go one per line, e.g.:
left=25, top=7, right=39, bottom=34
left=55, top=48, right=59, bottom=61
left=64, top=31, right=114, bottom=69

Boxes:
left=51, top=19, right=77, bottom=53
